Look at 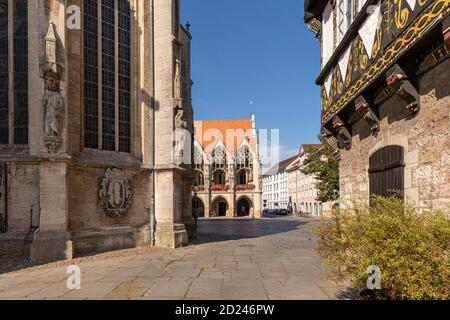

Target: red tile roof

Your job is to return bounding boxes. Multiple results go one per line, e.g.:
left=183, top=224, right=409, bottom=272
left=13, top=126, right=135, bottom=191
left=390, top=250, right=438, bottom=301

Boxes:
left=194, top=119, right=256, bottom=152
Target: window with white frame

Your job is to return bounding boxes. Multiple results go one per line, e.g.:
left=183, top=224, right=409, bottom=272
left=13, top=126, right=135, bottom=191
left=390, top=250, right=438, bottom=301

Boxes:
left=336, top=0, right=355, bottom=46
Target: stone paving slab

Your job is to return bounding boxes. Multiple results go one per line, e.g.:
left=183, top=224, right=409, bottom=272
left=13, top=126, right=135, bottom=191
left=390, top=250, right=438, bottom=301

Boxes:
left=0, top=216, right=345, bottom=300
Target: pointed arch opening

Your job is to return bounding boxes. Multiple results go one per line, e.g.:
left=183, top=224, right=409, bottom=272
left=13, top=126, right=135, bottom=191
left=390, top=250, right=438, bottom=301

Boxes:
left=192, top=197, right=205, bottom=218
left=211, top=196, right=228, bottom=217
left=237, top=196, right=252, bottom=217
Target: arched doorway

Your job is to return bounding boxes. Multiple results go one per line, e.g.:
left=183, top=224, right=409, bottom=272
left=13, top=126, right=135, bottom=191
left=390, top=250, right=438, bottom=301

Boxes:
left=211, top=197, right=228, bottom=217
left=237, top=197, right=252, bottom=217
left=192, top=197, right=205, bottom=218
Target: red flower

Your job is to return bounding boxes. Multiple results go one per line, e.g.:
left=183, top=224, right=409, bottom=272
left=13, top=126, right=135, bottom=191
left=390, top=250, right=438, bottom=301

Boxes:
left=211, top=185, right=230, bottom=191
left=236, top=184, right=256, bottom=191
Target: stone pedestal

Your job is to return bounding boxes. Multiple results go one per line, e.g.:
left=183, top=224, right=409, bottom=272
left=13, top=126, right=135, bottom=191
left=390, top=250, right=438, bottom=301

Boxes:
left=30, top=161, right=73, bottom=262
left=30, top=230, right=73, bottom=262
left=182, top=174, right=196, bottom=240
left=155, top=222, right=188, bottom=248
left=154, top=166, right=189, bottom=248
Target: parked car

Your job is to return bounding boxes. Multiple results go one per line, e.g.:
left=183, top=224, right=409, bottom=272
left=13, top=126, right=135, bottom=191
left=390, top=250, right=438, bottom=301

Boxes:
left=278, top=209, right=289, bottom=216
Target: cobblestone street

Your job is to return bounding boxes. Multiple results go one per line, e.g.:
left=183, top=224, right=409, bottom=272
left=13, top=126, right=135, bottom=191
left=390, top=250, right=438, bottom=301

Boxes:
left=0, top=216, right=346, bottom=300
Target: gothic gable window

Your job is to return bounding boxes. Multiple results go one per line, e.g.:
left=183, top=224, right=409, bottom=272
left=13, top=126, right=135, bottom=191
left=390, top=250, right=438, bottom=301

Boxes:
left=212, top=145, right=227, bottom=169
left=84, top=0, right=131, bottom=153
left=212, top=169, right=226, bottom=186
left=0, top=0, right=28, bottom=145
left=237, top=145, right=253, bottom=167
left=236, top=145, right=253, bottom=185
left=211, top=145, right=227, bottom=186
left=194, top=144, right=204, bottom=170
left=194, top=145, right=205, bottom=186
left=236, top=170, right=247, bottom=185
left=194, top=170, right=204, bottom=186
left=369, top=145, right=405, bottom=201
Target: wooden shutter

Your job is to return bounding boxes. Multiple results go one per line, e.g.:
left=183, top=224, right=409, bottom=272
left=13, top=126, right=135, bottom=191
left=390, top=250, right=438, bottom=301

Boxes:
left=368, top=145, right=405, bottom=199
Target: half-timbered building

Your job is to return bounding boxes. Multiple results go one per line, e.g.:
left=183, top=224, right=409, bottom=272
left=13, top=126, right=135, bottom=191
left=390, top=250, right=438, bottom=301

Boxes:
left=304, top=0, right=450, bottom=208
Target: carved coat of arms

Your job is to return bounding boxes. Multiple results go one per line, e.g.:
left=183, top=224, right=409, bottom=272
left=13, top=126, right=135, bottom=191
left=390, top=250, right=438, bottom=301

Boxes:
left=99, top=168, right=132, bottom=218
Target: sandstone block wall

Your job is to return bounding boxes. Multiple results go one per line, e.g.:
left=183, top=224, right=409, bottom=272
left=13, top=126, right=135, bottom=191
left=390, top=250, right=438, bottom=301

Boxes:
left=339, top=59, right=450, bottom=210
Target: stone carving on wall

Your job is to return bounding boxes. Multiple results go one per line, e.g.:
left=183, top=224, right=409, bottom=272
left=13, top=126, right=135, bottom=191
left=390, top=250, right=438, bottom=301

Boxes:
left=174, top=58, right=182, bottom=99
left=174, top=107, right=188, bottom=165
left=99, top=168, right=133, bottom=218
left=386, top=64, right=420, bottom=115
left=173, top=54, right=189, bottom=165
left=332, top=115, right=352, bottom=150
left=355, top=95, right=380, bottom=136
left=42, top=76, right=65, bottom=152
left=321, top=127, right=340, bottom=156
left=41, top=22, right=65, bottom=153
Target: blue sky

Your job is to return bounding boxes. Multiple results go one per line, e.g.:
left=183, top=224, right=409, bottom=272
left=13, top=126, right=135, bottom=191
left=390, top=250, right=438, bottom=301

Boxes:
left=182, top=0, right=321, bottom=160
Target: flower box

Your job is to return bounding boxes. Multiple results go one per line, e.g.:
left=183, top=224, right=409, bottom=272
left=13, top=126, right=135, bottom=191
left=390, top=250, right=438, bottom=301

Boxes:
left=236, top=184, right=256, bottom=191
left=192, top=185, right=206, bottom=192
left=211, top=185, right=230, bottom=191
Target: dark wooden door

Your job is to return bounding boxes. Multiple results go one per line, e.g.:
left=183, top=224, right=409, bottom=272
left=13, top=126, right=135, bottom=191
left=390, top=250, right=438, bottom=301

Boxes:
left=218, top=202, right=227, bottom=216
left=237, top=198, right=250, bottom=217
left=368, top=145, right=405, bottom=200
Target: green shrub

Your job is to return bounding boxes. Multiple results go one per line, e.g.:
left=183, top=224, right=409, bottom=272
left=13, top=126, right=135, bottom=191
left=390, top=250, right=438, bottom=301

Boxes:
left=316, top=197, right=450, bottom=300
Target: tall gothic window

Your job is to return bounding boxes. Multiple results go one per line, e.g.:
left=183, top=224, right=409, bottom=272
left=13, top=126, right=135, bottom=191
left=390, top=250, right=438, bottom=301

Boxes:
left=236, top=145, right=253, bottom=185
left=194, top=145, right=205, bottom=186
left=212, top=146, right=226, bottom=169
left=212, top=146, right=227, bottom=186
left=84, top=0, right=131, bottom=152
left=0, top=0, right=28, bottom=145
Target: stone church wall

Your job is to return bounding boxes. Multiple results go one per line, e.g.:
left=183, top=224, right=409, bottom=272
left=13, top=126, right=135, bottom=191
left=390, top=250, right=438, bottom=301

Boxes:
left=0, top=0, right=194, bottom=260
left=0, top=164, right=40, bottom=256
left=67, top=166, right=152, bottom=255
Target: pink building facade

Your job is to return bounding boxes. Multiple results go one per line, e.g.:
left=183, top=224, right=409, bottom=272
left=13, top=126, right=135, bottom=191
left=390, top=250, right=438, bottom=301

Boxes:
left=287, top=145, right=330, bottom=215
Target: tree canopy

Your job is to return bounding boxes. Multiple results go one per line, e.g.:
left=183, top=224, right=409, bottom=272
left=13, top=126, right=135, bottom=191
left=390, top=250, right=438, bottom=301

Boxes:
left=300, top=141, right=339, bottom=203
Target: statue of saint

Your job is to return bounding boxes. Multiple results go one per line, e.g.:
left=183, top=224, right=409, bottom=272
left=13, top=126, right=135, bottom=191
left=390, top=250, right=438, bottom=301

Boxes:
left=174, top=107, right=188, bottom=165
left=42, top=76, right=64, bottom=145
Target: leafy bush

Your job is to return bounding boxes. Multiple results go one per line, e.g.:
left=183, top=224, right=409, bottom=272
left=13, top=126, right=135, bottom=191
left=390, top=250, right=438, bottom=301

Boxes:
left=316, top=197, right=450, bottom=300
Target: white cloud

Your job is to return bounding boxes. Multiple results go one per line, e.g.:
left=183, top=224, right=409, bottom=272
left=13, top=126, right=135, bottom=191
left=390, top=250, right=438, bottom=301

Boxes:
left=260, top=144, right=298, bottom=173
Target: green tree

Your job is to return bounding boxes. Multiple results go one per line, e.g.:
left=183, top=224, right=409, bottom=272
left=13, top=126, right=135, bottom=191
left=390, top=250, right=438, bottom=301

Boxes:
left=300, top=140, right=339, bottom=202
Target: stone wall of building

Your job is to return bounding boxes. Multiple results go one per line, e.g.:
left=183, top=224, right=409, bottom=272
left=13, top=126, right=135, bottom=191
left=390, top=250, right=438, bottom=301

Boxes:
left=339, top=59, right=450, bottom=210
left=62, top=161, right=154, bottom=256
left=0, top=164, right=40, bottom=256
left=0, top=0, right=194, bottom=260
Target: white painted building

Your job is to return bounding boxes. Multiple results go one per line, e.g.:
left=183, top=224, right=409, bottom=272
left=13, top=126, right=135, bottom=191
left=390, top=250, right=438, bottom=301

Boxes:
left=262, top=156, right=297, bottom=210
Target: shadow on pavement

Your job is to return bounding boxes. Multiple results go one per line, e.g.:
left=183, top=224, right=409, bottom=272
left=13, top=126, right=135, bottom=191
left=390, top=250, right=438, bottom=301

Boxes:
left=195, top=216, right=309, bottom=244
